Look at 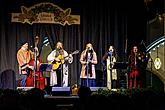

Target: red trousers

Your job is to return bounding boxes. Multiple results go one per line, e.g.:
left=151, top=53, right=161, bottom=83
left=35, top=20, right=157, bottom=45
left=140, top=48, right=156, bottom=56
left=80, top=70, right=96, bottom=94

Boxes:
left=129, top=70, right=141, bottom=88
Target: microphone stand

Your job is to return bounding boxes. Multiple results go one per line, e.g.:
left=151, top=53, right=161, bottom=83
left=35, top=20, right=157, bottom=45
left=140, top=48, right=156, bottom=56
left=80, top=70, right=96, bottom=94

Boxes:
left=109, top=51, right=113, bottom=89
left=33, top=36, right=39, bottom=88
left=134, top=52, right=137, bottom=88
left=86, top=48, right=92, bottom=87
left=148, top=54, right=153, bottom=88
left=59, top=49, right=64, bottom=87
left=33, top=47, right=37, bottom=88
left=86, top=51, right=89, bottom=87
left=61, top=59, right=63, bottom=87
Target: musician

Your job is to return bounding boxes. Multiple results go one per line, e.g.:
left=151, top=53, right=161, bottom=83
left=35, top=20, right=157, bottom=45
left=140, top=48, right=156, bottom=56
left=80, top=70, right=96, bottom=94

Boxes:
left=47, top=41, right=69, bottom=87
left=80, top=43, right=97, bottom=87
left=102, top=45, right=118, bottom=89
left=17, top=42, right=38, bottom=87
left=127, top=45, right=144, bottom=88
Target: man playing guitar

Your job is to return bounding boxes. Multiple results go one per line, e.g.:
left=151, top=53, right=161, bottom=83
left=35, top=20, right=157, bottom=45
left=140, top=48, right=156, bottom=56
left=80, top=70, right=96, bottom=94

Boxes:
left=47, top=41, right=69, bottom=87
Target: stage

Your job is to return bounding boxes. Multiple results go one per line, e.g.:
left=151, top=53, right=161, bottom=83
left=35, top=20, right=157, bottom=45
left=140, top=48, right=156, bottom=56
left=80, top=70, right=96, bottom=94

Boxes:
left=17, top=86, right=110, bottom=97
left=16, top=86, right=108, bottom=110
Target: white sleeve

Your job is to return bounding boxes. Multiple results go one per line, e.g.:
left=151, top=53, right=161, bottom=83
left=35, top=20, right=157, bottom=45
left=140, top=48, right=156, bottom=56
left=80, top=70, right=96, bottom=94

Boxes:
left=64, top=50, right=69, bottom=60
left=47, top=50, right=56, bottom=62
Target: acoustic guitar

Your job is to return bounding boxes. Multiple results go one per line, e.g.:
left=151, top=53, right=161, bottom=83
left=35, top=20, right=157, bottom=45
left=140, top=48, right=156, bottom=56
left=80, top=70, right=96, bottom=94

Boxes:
left=51, top=50, right=79, bottom=70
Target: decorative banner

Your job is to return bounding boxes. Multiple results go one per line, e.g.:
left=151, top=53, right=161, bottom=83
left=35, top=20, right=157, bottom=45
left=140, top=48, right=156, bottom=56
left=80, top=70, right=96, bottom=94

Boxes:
left=11, top=2, right=80, bottom=25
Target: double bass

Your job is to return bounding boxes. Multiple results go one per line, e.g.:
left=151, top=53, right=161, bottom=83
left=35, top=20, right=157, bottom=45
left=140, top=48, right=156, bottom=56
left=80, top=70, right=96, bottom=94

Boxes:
left=26, top=36, right=45, bottom=90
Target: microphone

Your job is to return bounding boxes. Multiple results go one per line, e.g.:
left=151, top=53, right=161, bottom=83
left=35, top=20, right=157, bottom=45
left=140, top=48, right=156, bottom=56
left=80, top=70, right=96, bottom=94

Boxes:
left=28, top=45, right=33, bottom=51
left=86, top=47, right=90, bottom=52
left=58, top=47, right=63, bottom=53
left=30, top=45, right=33, bottom=48
left=88, top=47, right=93, bottom=50
left=88, top=47, right=93, bottom=53
left=59, top=47, right=63, bottom=51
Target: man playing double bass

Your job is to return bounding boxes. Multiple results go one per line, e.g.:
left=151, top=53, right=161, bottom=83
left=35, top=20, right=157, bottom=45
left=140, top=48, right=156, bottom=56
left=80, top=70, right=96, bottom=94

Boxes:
left=17, top=41, right=39, bottom=87
left=17, top=36, right=45, bottom=90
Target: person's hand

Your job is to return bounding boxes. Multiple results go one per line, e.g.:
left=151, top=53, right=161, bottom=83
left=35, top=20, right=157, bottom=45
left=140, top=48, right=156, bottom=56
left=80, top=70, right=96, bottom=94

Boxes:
left=55, top=57, right=61, bottom=62
left=110, top=62, right=114, bottom=66
left=86, top=60, right=92, bottom=64
left=34, top=47, right=38, bottom=51
left=27, top=64, right=34, bottom=70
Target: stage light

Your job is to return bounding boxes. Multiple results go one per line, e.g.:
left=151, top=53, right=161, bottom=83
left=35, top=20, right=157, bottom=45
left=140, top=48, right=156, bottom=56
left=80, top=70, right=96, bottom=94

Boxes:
left=154, top=57, right=161, bottom=70
left=154, top=47, right=161, bottom=70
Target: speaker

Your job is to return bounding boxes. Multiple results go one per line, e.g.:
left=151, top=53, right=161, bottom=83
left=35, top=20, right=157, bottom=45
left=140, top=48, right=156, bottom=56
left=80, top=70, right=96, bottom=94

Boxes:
left=90, top=87, right=107, bottom=92
left=17, top=87, right=34, bottom=91
left=51, top=87, right=71, bottom=96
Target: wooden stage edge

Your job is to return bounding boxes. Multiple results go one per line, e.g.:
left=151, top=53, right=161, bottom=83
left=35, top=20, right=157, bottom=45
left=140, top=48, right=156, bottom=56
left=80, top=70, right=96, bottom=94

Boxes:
left=16, top=86, right=120, bottom=97
left=17, top=86, right=109, bottom=92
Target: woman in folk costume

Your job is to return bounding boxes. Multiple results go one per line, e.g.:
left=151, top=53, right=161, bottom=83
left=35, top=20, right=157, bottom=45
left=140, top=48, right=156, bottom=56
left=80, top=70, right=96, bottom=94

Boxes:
left=47, top=41, right=69, bottom=87
left=128, top=45, right=143, bottom=88
left=80, top=43, right=97, bottom=87
left=102, top=45, right=118, bottom=89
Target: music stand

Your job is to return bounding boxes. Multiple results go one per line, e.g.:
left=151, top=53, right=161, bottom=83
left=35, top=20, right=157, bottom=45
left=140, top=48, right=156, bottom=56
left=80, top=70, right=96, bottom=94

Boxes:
left=39, top=63, right=52, bottom=79
left=112, top=62, right=128, bottom=89
left=113, top=62, right=128, bottom=69
left=39, top=63, right=52, bottom=87
left=39, top=63, right=52, bottom=72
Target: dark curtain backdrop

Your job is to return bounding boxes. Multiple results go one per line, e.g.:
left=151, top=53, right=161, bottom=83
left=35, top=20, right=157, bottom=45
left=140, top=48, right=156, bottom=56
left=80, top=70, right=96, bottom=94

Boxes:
left=81, top=1, right=129, bottom=68
left=0, top=0, right=146, bottom=88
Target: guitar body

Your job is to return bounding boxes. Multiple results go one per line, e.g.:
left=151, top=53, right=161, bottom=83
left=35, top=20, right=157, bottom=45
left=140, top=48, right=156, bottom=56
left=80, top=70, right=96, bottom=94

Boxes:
left=49, top=50, right=79, bottom=70
left=52, top=55, right=65, bottom=70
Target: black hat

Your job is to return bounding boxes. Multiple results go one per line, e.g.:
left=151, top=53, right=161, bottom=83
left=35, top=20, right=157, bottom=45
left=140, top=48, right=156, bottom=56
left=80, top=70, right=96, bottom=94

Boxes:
left=19, top=40, right=28, bottom=47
